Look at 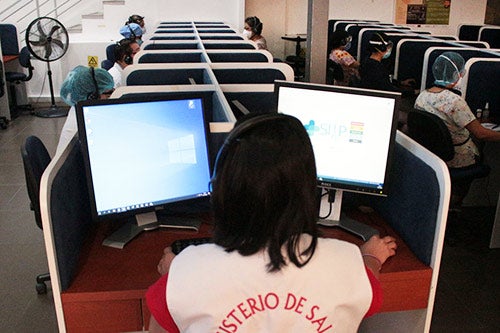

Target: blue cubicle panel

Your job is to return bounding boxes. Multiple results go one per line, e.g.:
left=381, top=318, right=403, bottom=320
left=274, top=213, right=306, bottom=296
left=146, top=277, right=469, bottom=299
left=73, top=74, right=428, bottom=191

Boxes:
left=150, top=36, right=197, bottom=40
left=0, top=24, right=19, bottom=55
left=213, top=68, right=287, bottom=84
left=223, top=91, right=277, bottom=118
left=421, top=47, right=500, bottom=90
left=154, top=29, right=195, bottom=34
left=394, top=39, right=489, bottom=84
left=143, top=43, right=199, bottom=50
left=197, top=29, right=236, bottom=34
left=126, top=67, right=214, bottom=85
left=203, top=43, right=256, bottom=50
left=479, top=26, right=500, bottom=49
left=199, top=35, right=244, bottom=40
left=137, top=52, right=207, bottom=63
left=463, top=58, right=500, bottom=120
left=458, top=24, right=483, bottom=41
left=208, top=52, right=269, bottom=63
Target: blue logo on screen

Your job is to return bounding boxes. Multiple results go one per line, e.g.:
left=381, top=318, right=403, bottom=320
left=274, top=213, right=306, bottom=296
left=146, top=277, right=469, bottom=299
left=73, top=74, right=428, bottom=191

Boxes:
left=303, top=119, right=364, bottom=143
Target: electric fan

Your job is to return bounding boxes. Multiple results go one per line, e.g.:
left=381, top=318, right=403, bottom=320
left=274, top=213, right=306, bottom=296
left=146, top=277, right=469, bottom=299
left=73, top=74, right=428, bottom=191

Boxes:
left=25, top=16, right=69, bottom=117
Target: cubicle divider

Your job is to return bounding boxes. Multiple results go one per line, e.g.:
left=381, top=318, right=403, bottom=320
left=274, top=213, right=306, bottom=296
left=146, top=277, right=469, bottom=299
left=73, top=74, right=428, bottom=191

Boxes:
left=461, top=58, right=500, bottom=119
left=135, top=50, right=208, bottom=63
left=420, top=47, right=500, bottom=91
left=479, top=26, right=500, bottom=48
left=40, top=129, right=450, bottom=332
left=220, top=83, right=276, bottom=117
left=393, top=39, right=490, bottom=85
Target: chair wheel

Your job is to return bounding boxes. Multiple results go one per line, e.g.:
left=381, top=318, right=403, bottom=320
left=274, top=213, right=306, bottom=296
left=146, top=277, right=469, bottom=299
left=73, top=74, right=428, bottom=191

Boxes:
left=36, top=282, right=47, bottom=294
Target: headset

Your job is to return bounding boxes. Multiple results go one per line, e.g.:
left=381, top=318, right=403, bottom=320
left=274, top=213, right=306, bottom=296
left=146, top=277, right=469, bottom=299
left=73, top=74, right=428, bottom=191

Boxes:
left=248, top=16, right=262, bottom=35
left=369, top=33, right=391, bottom=53
left=116, top=39, right=133, bottom=65
left=88, top=67, right=100, bottom=100
left=212, top=113, right=286, bottom=181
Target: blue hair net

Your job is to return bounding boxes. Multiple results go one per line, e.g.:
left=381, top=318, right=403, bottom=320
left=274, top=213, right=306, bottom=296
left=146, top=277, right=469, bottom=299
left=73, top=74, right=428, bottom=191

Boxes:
left=432, top=51, right=466, bottom=86
left=120, top=23, right=143, bottom=39
left=60, top=66, right=114, bottom=106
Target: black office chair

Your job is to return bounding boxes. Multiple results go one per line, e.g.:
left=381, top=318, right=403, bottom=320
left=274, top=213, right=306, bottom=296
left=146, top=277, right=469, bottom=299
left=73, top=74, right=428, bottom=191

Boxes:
left=5, top=47, right=34, bottom=116
left=326, top=59, right=344, bottom=85
left=21, top=136, right=52, bottom=294
left=101, top=43, right=116, bottom=70
left=407, top=109, right=490, bottom=207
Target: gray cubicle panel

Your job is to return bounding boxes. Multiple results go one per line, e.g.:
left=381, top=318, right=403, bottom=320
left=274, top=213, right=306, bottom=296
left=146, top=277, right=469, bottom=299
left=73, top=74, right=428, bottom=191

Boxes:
left=123, top=63, right=217, bottom=86
left=210, top=62, right=294, bottom=84
left=135, top=50, right=208, bottom=64
left=420, top=47, right=500, bottom=91
left=393, top=39, right=490, bottom=84
left=40, top=130, right=450, bottom=333
left=461, top=58, right=500, bottom=119
left=220, top=83, right=276, bottom=117
left=479, top=26, right=500, bottom=49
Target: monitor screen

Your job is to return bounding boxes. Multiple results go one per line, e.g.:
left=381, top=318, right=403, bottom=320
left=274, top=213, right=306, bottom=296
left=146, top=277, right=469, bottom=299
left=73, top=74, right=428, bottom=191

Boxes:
left=275, top=81, right=400, bottom=197
left=76, top=96, right=212, bottom=222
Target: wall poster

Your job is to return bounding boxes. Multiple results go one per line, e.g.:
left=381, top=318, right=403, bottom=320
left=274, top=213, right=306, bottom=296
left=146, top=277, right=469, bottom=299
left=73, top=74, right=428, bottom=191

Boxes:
left=395, top=0, right=451, bottom=25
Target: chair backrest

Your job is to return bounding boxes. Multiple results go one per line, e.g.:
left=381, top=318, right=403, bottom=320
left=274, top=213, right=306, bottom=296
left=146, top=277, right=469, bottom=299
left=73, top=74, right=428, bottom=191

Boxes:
left=18, top=47, right=34, bottom=81
left=0, top=23, right=19, bottom=55
left=105, top=43, right=117, bottom=62
left=21, top=136, right=52, bottom=229
left=407, top=109, right=455, bottom=162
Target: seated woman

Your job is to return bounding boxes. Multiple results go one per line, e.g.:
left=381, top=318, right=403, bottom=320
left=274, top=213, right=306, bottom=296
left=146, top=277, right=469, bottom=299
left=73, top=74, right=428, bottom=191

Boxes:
left=243, top=16, right=267, bottom=50
left=146, top=113, right=397, bottom=333
left=328, top=29, right=360, bottom=86
left=359, top=32, right=416, bottom=95
left=414, top=51, right=500, bottom=204
left=56, top=66, right=114, bottom=155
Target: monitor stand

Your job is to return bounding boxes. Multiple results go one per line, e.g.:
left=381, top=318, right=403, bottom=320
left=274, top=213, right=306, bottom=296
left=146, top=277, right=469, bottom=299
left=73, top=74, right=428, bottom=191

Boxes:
left=102, top=211, right=203, bottom=249
left=316, top=189, right=379, bottom=241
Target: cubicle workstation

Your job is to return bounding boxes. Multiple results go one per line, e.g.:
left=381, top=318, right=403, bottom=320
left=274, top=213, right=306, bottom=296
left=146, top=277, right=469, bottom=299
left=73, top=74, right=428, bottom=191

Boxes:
left=457, top=23, right=484, bottom=41
left=479, top=26, right=500, bottom=48
left=420, top=47, right=500, bottom=91
left=220, top=83, right=276, bottom=117
left=461, top=57, right=500, bottom=121
left=210, top=62, right=294, bottom=84
left=393, top=39, right=490, bottom=85
left=39, top=128, right=450, bottom=332
left=123, top=63, right=217, bottom=86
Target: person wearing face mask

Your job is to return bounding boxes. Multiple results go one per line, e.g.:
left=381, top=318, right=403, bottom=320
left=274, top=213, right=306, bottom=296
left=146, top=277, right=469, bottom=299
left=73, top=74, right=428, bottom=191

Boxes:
left=243, top=16, right=267, bottom=50
left=119, top=22, right=144, bottom=46
left=414, top=52, right=500, bottom=205
left=328, top=30, right=360, bottom=86
left=108, top=38, right=141, bottom=88
left=127, top=14, right=146, bottom=34
left=359, top=32, right=416, bottom=94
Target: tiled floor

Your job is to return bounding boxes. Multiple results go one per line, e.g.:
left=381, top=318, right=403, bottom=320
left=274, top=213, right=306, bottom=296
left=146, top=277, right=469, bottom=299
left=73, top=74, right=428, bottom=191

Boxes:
left=0, top=111, right=499, bottom=332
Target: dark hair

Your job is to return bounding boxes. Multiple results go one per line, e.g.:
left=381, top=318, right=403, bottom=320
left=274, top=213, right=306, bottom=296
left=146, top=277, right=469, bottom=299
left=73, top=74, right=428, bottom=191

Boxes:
left=211, top=113, right=319, bottom=272
left=368, top=32, right=392, bottom=53
left=127, top=14, right=144, bottom=25
left=245, top=16, right=263, bottom=35
left=331, top=30, right=350, bottom=49
left=114, top=39, right=136, bottom=65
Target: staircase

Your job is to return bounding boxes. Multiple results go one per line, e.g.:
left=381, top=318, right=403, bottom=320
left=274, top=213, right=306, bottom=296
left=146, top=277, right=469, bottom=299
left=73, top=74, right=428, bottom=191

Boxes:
left=0, top=0, right=128, bottom=44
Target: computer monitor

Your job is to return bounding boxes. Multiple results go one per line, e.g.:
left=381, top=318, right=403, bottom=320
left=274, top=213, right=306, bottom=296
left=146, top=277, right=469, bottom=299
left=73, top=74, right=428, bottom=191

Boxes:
left=76, top=95, right=212, bottom=248
left=275, top=80, right=400, bottom=240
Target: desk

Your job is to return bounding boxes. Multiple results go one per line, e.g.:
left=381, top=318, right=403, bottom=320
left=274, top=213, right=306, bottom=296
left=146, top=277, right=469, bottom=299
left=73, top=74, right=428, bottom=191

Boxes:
left=2, top=55, right=19, bottom=63
left=281, top=35, right=307, bottom=58
left=61, top=210, right=431, bottom=332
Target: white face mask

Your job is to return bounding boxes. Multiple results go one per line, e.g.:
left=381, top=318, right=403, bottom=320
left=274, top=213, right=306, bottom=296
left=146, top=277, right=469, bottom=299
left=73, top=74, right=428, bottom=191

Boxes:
left=242, top=29, right=253, bottom=39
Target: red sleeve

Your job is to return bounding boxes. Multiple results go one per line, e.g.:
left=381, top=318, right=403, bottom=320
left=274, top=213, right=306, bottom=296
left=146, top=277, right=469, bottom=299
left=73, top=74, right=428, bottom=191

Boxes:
left=145, top=273, right=180, bottom=333
left=364, top=266, right=383, bottom=318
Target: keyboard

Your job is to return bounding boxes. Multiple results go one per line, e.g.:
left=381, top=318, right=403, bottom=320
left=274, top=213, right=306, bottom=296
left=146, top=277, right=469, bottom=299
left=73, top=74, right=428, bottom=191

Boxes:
left=171, top=237, right=212, bottom=255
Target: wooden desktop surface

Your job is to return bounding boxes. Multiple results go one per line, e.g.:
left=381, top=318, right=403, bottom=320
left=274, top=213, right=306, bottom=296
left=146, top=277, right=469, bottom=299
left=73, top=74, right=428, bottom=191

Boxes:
left=62, top=209, right=432, bottom=315
left=2, top=55, right=18, bottom=63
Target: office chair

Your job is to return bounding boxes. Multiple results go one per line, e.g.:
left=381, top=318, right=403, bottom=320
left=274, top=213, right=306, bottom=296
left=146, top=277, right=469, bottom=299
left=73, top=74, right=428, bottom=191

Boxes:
left=326, top=59, right=344, bottom=85
left=21, top=136, right=52, bottom=294
left=5, top=47, right=34, bottom=116
left=101, top=43, right=117, bottom=70
left=407, top=109, right=490, bottom=207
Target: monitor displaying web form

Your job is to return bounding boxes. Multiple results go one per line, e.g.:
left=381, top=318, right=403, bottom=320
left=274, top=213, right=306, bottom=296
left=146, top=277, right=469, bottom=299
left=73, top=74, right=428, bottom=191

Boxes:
left=275, top=80, right=400, bottom=240
left=76, top=95, right=212, bottom=248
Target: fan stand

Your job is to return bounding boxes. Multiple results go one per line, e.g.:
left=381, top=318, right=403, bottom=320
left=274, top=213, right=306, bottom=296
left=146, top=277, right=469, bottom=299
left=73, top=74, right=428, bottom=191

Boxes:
left=34, top=61, right=68, bottom=118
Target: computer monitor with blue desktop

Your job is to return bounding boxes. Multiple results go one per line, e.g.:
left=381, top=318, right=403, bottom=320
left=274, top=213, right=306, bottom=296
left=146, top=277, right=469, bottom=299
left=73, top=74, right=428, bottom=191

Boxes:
left=275, top=80, right=400, bottom=240
left=76, top=95, right=213, bottom=248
